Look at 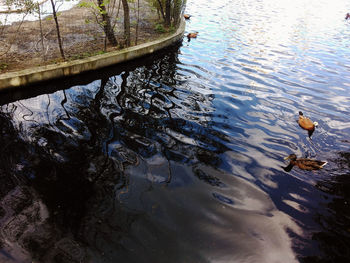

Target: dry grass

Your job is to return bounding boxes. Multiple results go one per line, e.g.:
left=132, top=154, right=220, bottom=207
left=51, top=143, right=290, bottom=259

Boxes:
left=0, top=0, right=165, bottom=73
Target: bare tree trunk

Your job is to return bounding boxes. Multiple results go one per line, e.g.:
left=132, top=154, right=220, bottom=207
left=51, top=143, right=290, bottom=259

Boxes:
left=111, top=0, right=122, bottom=30
left=50, top=0, right=65, bottom=60
left=37, top=4, right=46, bottom=61
left=116, top=0, right=122, bottom=17
left=165, top=0, right=171, bottom=27
left=156, top=0, right=166, bottom=21
left=135, top=0, right=139, bottom=45
left=121, top=0, right=130, bottom=47
left=172, top=0, right=182, bottom=27
left=97, top=0, right=118, bottom=46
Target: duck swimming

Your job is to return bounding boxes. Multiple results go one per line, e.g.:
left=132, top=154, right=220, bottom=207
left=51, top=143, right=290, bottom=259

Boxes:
left=184, top=14, right=191, bottom=19
left=187, top=32, right=198, bottom=39
left=298, top=111, right=318, bottom=138
left=187, top=32, right=198, bottom=41
left=283, top=154, right=327, bottom=172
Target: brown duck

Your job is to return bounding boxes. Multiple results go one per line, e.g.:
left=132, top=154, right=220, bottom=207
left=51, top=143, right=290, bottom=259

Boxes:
left=184, top=14, right=191, bottom=20
left=283, top=154, right=327, bottom=172
left=298, top=111, right=318, bottom=137
left=187, top=32, right=198, bottom=40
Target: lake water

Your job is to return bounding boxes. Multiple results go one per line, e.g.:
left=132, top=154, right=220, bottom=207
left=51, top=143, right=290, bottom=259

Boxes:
left=1, top=0, right=350, bottom=262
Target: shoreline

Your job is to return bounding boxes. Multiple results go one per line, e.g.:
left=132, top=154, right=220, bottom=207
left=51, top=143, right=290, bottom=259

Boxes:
left=0, top=18, right=185, bottom=90
left=0, top=0, right=174, bottom=76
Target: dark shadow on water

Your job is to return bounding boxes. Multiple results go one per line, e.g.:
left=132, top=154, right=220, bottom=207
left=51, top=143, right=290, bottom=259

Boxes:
left=263, top=153, right=350, bottom=263
left=300, top=152, right=350, bottom=263
left=0, top=42, right=232, bottom=262
left=0, top=42, right=183, bottom=106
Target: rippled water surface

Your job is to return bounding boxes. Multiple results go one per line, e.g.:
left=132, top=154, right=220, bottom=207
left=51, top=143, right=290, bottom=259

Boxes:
left=1, top=0, right=350, bottom=262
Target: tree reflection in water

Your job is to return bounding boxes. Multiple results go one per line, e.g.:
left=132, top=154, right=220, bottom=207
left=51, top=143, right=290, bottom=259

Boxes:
left=0, top=45, right=233, bottom=262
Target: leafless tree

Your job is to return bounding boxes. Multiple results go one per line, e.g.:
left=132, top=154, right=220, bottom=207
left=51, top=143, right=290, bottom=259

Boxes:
left=121, top=0, right=130, bottom=47
left=49, top=0, right=65, bottom=60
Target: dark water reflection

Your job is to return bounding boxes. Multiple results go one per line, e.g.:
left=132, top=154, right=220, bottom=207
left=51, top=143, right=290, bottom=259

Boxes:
left=2, top=0, right=350, bottom=262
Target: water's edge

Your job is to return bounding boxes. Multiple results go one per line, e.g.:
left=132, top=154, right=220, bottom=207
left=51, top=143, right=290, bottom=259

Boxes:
left=0, top=19, right=185, bottom=90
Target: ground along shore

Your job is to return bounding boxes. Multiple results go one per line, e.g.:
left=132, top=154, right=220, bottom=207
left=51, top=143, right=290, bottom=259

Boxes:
left=0, top=0, right=177, bottom=74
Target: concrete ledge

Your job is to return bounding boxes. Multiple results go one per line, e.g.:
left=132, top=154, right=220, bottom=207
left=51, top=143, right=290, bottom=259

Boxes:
left=0, top=19, right=185, bottom=90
